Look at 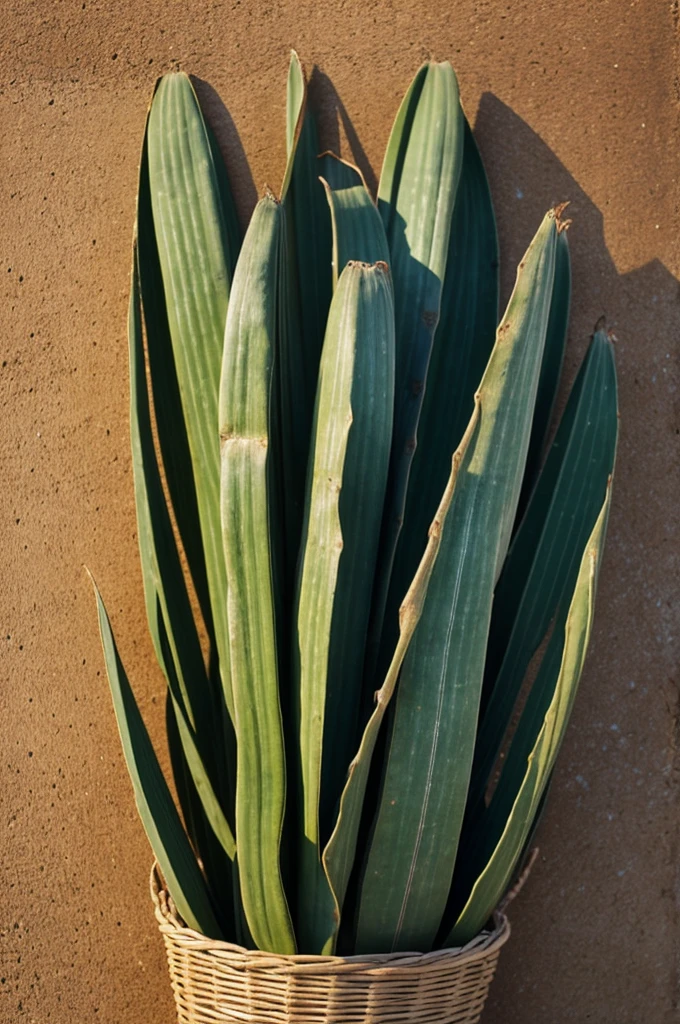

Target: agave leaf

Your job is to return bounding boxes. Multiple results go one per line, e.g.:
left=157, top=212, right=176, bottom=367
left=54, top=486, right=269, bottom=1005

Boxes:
left=165, top=688, right=195, bottom=842
left=137, top=117, right=214, bottom=640
left=366, top=61, right=465, bottom=684
left=294, top=261, right=395, bottom=953
left=277, top=207, right=309, bottom=597
left=162, top=634, right=236, bottom=863
left=318, top=151, right=367, bottom=191
left=515, top=227, right=571, bottom=520
left=281, top=50, right=306, bottom=198
left=289, top=106, right=333, bottom=377
left=375, top=117, right=499, bottom=687
left=445, top=483, right=614, bottom=944
left=91, top=578, right=222, bottom=939
left=470, top=328, right=618, bottom=806
left=164, top=685, right=239, bottom=941
left=204, top=116, right=243, bottom=270
left=129, top=241, right=236, bottom=861
left=468, top=346, right=616, bottom=860
left=320, top=155, right=390, bottom=287
left=353, top=211, right=559, bottom=955
left=147, top=72, right=238, bottom=719
left=129, top=243, right=200, bottom=723
left=220, top=194, right=295, bottom=955
left=278, top=54, right=334, bottom=593
left=285, top=47, right=334, bottom=395
left=316, top=409, right=480, bottom=954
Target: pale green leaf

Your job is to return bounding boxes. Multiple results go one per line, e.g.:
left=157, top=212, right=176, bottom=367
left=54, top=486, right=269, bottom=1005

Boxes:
left=219, top=195, right=295, bottom=954
left=354, top=211, right=560, bottom=954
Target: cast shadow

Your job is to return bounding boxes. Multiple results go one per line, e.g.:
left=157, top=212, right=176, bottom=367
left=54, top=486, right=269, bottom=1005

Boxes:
left=473, top=92, right=679, bottom=362
left=307, top=67, right=379, bottom=195
left=191, top=76, right=258, bottom=231
left=470, top=93, right=680, bottom=1019
left=193, top=67, right=378, bottom=218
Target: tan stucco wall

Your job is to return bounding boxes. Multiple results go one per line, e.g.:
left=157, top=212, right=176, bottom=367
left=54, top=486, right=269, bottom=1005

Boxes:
left=2, top=2, right=678, bottom=1021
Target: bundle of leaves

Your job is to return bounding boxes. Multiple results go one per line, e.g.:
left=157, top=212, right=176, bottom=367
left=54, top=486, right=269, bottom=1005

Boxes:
left=93, top=53, right=618, bottom=956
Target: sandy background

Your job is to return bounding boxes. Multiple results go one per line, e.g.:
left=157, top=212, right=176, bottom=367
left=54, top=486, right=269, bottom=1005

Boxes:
left=2, top=1, right=678, bottom=1021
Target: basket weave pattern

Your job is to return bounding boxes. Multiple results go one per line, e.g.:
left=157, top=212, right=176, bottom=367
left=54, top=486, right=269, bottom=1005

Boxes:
left=151, top=866, right=510, bottom=1024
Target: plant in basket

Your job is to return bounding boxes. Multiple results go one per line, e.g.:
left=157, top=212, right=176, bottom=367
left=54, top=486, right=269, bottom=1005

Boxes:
left=92, top=52, right=618, bottom=1023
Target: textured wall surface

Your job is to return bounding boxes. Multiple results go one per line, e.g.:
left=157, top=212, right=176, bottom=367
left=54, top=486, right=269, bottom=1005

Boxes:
left=1, top=1, right=678, bottom=1021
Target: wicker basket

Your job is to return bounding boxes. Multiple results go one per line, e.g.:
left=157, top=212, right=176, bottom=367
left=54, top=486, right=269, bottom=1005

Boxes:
left=151, top=865, right=510, bottom=1024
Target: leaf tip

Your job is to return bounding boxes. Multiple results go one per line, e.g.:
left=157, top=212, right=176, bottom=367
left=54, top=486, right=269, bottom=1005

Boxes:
left=83, top=563, right=98, bottom=593
left=553, top=201, right=572, bottom=233
left=262, top=184, right=281, bottom=205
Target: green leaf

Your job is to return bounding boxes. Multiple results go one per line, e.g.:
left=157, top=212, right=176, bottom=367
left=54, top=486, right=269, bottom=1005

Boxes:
left=219, top=194, right=296, bottom=955
left=294, top=261, right=395, bottom=953
left=288, top=105, right=333, bottom=369
left=366, top=61, right=465, bottom=686
left=165, top=687, right=195, bottom=841
left=516, top=225, right=571, bottom=519
left=276, top=206, right=309, bottom=598
left=91, top=578, right=222, bottom=939
left=320, top=155, right=390, bottom=287
left=164, top=686, right=238, bottom=942
left=147, top=72, right=238, bottom=719
left=288, top=107, right=333, bottom=379
left=469, top=328, right=618, bottom=807
left=282, top=50, right=306, bottom=198
left=354, top=210, right=559, bottom=954
left=318, top=151, right=366, bottom=191
left=376, top=116, right=499, bottom=687
left=161, top=629, right=236, bottom=862
left=277, top=55, right=334, bottom=597
left=445, top=482, right=614, bottom=944
left=129, top=242, right=236, bottom=863
left=137, top=115, right=214, bottom=641
left=318, top=409, right=480, bottom=955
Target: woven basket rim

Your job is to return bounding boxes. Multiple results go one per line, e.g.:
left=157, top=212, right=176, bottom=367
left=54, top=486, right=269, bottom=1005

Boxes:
left=150, top=862, right=510, bottom=972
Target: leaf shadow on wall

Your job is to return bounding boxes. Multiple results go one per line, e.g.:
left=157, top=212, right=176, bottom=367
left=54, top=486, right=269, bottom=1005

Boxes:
left=307, top=68, right=378, bottom=196
left=191, top=76, right=258, bottom=232
left=468, top=93, right=680, bottom=1022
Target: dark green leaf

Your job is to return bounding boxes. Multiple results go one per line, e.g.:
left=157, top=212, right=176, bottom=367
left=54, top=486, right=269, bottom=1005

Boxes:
left=92, top=579, right=222, bottom=939
left=366, top=61, right=465, bottom=688
left=471, top=329, right=618, bottom=807
left=444, top=482, right=614, bottom=944
left=375, top=116, right=498, bottom=688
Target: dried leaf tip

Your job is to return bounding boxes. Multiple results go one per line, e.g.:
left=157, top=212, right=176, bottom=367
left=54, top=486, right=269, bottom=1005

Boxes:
left=290, top=49, right=306, bottom=74
left=346, top=259, right=390, bottom=273
left=318, top=151, right=371, bottom=193
left=553, top=201, right=571, bottom=233
left=593, top=315, right=617, bottom=343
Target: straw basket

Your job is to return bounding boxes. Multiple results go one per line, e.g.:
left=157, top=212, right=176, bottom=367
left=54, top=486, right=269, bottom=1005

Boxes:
left=151, top=865, right=510, bottom=1024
